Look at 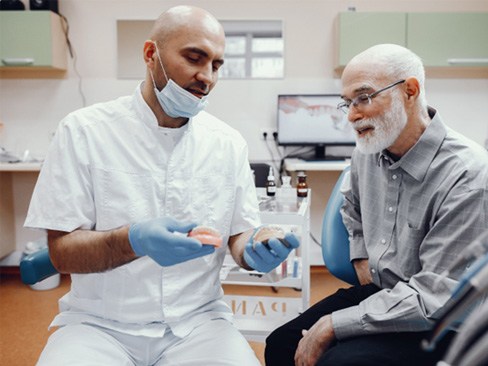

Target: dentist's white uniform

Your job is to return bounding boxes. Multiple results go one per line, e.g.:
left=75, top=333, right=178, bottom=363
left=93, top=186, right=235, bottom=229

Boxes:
left=25, top=85, right=261, bottom=365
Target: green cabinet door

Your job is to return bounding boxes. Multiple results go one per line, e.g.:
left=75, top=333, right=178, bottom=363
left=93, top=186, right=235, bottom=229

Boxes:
left=337, top=12, right=407, bottom=67
left=407, top=13, right=488, bottom=67
left=0, top=11, right=63, bottom=68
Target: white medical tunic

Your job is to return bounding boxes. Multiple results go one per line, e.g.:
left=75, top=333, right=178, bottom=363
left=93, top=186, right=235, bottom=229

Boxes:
left=25, top=85, right=261, bottom=338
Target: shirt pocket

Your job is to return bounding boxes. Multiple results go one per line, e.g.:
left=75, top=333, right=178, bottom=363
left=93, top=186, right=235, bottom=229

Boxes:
left=397, top=223, right=424, bottom=277
left=93, top=167, right=163, bottom=230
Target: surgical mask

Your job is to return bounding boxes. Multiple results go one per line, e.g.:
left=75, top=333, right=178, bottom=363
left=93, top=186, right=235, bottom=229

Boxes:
left=149, top=43, right=208, bottom=118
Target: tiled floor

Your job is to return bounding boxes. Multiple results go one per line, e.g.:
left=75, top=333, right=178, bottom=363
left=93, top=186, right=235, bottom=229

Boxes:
left=0, top=267, right=348, bottom=366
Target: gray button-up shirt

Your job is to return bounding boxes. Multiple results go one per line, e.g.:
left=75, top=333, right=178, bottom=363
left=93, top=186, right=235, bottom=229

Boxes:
left=332, top=108, right=488, bottom=339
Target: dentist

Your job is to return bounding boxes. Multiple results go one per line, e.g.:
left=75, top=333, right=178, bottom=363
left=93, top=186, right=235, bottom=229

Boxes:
left=25, top=6, right=298, bottom=365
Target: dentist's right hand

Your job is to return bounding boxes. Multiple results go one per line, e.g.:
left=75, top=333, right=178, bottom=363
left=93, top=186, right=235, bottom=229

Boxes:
left=128, top=217, right=215, bottom=266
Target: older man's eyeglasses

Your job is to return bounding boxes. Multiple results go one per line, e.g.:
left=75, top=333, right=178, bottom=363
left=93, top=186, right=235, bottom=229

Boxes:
left=337, top=79, right=405, bottom=114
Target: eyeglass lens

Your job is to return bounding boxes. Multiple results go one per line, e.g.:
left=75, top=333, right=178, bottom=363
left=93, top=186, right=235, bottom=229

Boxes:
left=337, top=79, right=405, bottom=114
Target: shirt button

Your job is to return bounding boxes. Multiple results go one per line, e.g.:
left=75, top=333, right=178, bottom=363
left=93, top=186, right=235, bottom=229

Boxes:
left=381, top=239, right=386, bottom=244
left=371, top=268, right=376, bottom=274
left=392, top=174, right=397, bottom=180
left=388, top=206, right=393, bottom=212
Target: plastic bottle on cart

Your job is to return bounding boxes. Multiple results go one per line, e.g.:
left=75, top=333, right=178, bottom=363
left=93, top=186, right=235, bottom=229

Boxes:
left=296, top=171, right=308, bottom=198
left=281, top=175, right=292, bottom=189
left=266, top=167, right=276, bottom=196
left=278, top=175, right=296, bottom=212
left=280, top=176, right=295, bottom=198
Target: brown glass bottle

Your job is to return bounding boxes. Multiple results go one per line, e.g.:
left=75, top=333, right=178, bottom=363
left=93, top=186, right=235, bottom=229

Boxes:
left=296, top=171, right=308, bottom=198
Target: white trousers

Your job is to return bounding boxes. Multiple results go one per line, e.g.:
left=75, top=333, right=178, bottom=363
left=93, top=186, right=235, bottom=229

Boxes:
left=37, top=319, right=261, bottom=366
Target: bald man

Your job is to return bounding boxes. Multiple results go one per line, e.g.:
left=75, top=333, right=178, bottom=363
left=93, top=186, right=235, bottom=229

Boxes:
left=265, top=44, right=488, bottom=366
left=25, top=6, right=298, bottom=365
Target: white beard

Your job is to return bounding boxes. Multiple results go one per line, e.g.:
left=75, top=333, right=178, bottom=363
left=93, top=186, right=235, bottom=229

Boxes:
left=354, top=97, right=408, bottom=155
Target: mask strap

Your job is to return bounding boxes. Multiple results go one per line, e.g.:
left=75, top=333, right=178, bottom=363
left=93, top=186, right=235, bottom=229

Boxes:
left=153, top=41, right=169, bottom=82
left=149, top=69, right=157, bottom=90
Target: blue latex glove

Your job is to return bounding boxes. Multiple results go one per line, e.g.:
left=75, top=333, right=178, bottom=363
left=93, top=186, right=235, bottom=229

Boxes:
left=244, top=228, right=300, bottom=273
left=128, top=217, right=215, bottom=266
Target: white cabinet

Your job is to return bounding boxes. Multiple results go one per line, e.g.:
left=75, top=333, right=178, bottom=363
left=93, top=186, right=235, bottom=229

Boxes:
left=222, top=188, right=310, bottom=341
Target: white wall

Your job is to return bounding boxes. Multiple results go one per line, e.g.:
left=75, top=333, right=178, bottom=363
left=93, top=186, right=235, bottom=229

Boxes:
left=1, top=0, right=488, bottom=252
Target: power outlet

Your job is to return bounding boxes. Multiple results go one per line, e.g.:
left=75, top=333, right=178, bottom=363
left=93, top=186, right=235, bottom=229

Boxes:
left=261, top=128, right=277, bottom=141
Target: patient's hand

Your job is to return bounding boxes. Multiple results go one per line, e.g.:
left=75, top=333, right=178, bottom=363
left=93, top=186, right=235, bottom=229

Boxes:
left=295, top=315, right=335, bottom=366
left=353, top=259, right=373, bottom=285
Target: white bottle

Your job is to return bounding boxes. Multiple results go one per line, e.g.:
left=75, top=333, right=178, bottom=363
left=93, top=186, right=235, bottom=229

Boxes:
left=280, top=175, right=295, bottom=200
left=281, top=175, right=292, bottom=189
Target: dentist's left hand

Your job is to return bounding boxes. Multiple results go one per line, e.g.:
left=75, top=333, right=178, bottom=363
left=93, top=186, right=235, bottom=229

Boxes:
left=244, top=227, right=300, bottom=273
left=128, top=217, right=215, bottom=266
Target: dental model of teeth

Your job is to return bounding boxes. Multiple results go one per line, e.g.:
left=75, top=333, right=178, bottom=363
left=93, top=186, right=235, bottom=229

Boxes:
left=188, top=226, right=223, bottom=248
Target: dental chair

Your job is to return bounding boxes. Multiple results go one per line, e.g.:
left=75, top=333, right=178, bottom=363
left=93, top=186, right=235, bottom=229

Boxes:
left=321, top=165, right=359, bottom=286
left=20, top=246, right=57, bottom=285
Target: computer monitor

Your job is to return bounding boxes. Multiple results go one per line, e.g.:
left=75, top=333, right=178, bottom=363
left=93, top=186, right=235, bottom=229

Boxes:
left=277, top=94, right=356, bottom=160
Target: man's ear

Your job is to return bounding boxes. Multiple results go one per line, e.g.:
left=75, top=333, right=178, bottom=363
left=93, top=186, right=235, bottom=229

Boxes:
left=404, top=77, right=420, bottom=101
left=143, top=40, right=157, bottom=65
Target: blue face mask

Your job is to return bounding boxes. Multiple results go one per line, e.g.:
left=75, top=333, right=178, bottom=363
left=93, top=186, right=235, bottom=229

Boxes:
left=149, top=43, right=208, bottom=119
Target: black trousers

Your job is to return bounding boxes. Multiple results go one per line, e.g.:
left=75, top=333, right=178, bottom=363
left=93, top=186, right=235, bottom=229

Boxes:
left=265, top=284, right=454, bottom=366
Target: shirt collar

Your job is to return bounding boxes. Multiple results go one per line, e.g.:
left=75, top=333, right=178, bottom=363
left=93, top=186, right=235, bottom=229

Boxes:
left=379, top=107, right=447, bottom=182
left=132, top=82, right=193, bottom=133
left=133, top=82, right=159, bottom=129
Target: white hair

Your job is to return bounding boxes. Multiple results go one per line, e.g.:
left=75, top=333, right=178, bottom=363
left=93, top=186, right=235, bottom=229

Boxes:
left=349, top=44, right=428, bottom=111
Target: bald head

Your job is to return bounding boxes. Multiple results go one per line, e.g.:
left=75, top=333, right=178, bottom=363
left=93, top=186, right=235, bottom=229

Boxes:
left=141, top=6, right=225, bottom=125
left=150, top=6, right=224, bottom=48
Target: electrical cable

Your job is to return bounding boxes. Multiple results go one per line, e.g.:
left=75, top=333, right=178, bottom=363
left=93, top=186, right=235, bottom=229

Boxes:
left=264, top=138, right=281, bottom=179
left=59, top=13, right=87, bottom=108
left=309, top=232, right=322, bottom=248
left=271, top=133, right=284, bottom=160
left=278, top=146, right=315, bottom=178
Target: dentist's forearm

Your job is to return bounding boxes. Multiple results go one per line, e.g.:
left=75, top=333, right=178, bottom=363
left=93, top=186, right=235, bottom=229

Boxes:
left=47, top=226, right=136, bottom=274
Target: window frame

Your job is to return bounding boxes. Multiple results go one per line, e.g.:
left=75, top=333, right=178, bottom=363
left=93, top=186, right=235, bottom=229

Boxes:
left=220, top=20, right=284, bottom=80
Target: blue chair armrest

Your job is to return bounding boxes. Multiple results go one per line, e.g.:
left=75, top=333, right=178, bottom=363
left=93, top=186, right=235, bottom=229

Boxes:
left=20, top=247, right=58, bottom=285
left=321, top=166, right=360, bottom=286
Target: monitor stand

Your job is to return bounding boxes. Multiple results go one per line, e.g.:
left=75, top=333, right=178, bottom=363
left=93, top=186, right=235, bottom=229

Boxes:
left=303, top=145, right=349, bottom=162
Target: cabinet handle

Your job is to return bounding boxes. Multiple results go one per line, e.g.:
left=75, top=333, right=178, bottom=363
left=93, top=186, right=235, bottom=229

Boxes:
left=1, top=58, right=35, bottom=66
left=447, top=58, right=488, bottom=65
